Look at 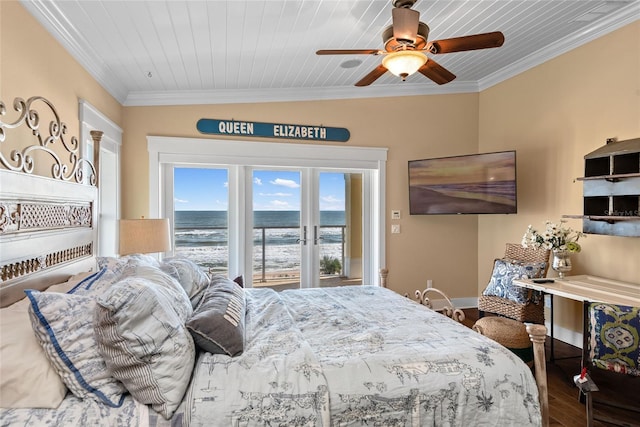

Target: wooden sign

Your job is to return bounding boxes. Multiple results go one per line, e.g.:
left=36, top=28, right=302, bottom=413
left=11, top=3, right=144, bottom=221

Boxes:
left=197, top=118, right=350, bottom=142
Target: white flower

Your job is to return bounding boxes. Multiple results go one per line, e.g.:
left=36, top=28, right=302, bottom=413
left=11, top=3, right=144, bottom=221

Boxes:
left=521, top=219, right=585, bottom=253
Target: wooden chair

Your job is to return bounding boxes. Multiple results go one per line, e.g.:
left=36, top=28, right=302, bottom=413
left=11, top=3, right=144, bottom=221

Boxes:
left=478, top=243, right=550, bottom=324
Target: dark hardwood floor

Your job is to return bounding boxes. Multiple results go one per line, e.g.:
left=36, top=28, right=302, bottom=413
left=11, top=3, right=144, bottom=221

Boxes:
left=462, top=309, right=640, bottom=427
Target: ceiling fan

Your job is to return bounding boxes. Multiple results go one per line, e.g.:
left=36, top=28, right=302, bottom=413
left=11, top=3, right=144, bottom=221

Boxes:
left=316, top=0, right=504, bottom=86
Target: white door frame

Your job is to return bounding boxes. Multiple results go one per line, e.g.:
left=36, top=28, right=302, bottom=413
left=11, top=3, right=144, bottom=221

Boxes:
left=79, top=99, right=122, bottom=257
left=148, top=136, right=387, bottom=286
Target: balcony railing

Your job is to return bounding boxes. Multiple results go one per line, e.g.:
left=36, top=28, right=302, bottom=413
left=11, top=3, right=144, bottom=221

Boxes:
left=174, top=224, right=346, bottom=284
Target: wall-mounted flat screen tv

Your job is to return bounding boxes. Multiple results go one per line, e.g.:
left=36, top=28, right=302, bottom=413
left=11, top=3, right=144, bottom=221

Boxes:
left=408, top=150, right=517, bottom=215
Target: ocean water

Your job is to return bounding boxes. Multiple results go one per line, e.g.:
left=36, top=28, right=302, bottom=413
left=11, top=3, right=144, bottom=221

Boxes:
left=175, top=210, right=346, bottom=274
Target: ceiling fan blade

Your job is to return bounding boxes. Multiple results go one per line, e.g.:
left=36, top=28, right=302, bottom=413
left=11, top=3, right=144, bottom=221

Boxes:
left=392, top=7, right=419, bottom=43
left=418, top=58, right=456, bottom=85
left=316, top=49, right=382, bottom=55
left=355, top=64, right=388, bottom=87
left=427, top=31, right=504, bottom=54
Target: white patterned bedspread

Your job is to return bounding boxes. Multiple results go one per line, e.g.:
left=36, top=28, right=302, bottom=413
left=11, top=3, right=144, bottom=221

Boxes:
left=1, top=286, right=541, bottom=426
left=182, top=286, right=541, bottom=426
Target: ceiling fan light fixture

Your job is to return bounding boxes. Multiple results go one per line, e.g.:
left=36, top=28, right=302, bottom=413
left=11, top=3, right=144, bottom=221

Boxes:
left=382, top=50, right=427, bottom=80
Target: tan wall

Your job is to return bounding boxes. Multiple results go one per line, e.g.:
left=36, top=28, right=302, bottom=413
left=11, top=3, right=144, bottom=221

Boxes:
left=122, top=94, right=480, bottom=298
left=348, top=174, right=363, bottom=260
left=0, top=1, right=122, bottom=158
left=478, top=21, right=640, bottom=334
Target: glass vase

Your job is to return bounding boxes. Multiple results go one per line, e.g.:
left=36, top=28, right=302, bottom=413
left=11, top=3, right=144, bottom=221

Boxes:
left=552, top=249, right=572, bottom=278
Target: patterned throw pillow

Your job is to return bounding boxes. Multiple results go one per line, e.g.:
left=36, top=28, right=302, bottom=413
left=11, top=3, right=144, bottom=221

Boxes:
left=160, top=256, right=210, bottom=307
left=25, top=290, right=127, bottom=407
left=186, top=276, right=247, bottom=356
left=0, top=271, right=96, bottom=409
left=482, top=258, right=547, bottom=304
left=68, top=266, right=120, bottom=296
left=97, top=254, right=159, bottom=274
left=119, top=263, right=193, bottom=321
left=94, top=277, right=196, bottom=419
left=588, top=303, right=640, bottom=377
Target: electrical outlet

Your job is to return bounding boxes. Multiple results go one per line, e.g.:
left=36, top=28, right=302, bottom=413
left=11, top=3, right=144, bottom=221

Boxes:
left=391, top=210, right=401, bottom=220
left=391, top=224, right=400, bottom=234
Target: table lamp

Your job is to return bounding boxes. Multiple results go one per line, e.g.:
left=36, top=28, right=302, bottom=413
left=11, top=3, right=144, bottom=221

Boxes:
left=118, top=218, right=171, bottom=256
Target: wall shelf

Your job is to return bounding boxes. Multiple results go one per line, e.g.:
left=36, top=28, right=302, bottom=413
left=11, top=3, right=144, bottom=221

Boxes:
left=563, top=214, right=640, bottom=223
left=576, top=172, right=640, bottom=181
left=568, top=137, right=640, bottom=237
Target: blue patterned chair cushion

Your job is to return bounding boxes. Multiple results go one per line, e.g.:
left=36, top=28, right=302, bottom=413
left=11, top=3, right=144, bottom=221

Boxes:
left=588, top=303, right=640, bottom=377
left=482, top=258, right=547, bottom=304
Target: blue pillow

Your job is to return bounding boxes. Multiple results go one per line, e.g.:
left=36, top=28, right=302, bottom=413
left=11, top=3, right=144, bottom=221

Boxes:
left=482, top=258, right=546, bottom=304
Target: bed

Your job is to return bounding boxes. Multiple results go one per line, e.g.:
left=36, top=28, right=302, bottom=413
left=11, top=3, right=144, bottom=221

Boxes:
left=0, top=96, right=548, bottom=426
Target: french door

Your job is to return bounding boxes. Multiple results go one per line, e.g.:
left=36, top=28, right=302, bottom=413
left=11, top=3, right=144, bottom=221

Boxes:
left=149, top=137, right=387, bottom=288
left=249, top=168, right=363, bottom=289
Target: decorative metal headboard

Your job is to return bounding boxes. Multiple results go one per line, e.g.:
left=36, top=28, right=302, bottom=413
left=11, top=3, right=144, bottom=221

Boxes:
left=0, top=96, right=101, bottom=307
left=0, top=96, right=98, bottom=184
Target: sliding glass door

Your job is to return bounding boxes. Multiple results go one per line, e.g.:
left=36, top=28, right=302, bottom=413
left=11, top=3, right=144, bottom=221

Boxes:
left=173, top=167, right=229, bottom=276
left=251, top=169, right=302, bottom=289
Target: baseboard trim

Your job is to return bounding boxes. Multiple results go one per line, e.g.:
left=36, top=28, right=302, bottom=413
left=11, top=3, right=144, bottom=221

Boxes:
left=452, top=297, right=480, bottom=310
left=546, top=322, right=583, bottom=349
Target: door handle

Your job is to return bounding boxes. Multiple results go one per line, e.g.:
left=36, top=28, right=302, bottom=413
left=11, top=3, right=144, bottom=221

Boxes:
left=314, top=225, right=323, bottom=245
left=296, top=225, right=308, bottom=245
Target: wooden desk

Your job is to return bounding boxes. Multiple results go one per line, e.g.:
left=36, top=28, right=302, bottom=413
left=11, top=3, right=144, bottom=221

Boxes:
left=513, top=275, right=640, bottom=306
left=513, top=275, right=640, bottom=360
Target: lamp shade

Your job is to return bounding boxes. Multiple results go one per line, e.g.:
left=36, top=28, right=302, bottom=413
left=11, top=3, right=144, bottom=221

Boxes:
left=382, top=50, right=427, bottom=80
left=119, top=218, right=171, bottom=256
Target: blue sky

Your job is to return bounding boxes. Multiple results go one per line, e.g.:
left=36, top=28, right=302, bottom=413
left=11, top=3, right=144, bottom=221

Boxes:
left=174, top=168, right=345, bottom=211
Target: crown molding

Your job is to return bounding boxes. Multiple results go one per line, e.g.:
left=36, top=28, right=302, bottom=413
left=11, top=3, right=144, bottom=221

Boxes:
left=19, top=0, right=129, bottom=103
left=123, top=81, right=478, bottom=106
left=479, top=2, right=640, bottom=91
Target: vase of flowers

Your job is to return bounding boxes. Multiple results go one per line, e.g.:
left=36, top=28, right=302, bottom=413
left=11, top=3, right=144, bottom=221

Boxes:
left=521, top=220, right=585, bottom=278
left=551, top=250, right=572, bottom=278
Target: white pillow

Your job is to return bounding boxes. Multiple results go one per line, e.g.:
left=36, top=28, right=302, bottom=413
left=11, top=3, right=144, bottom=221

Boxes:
left=0, top=271, right=93, bottom=409
left=26, top=290, right=127, bottom=407
left=160, top=256, right=210, bottom=306
left=119, top=263, right=193, bottom=321
left=94, top=277, right=196, bottom=419
left=0, top=297, right=67, bottom=408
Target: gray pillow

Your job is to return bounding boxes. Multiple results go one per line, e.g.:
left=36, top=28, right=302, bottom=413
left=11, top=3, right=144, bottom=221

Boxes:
left=94, top=277, right=196, bottom=419
left=186, top=276, right=246, bottom=357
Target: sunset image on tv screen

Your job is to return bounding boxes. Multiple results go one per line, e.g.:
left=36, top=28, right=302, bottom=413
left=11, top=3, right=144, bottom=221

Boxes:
left=408, top=151, right=517, bottom=215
